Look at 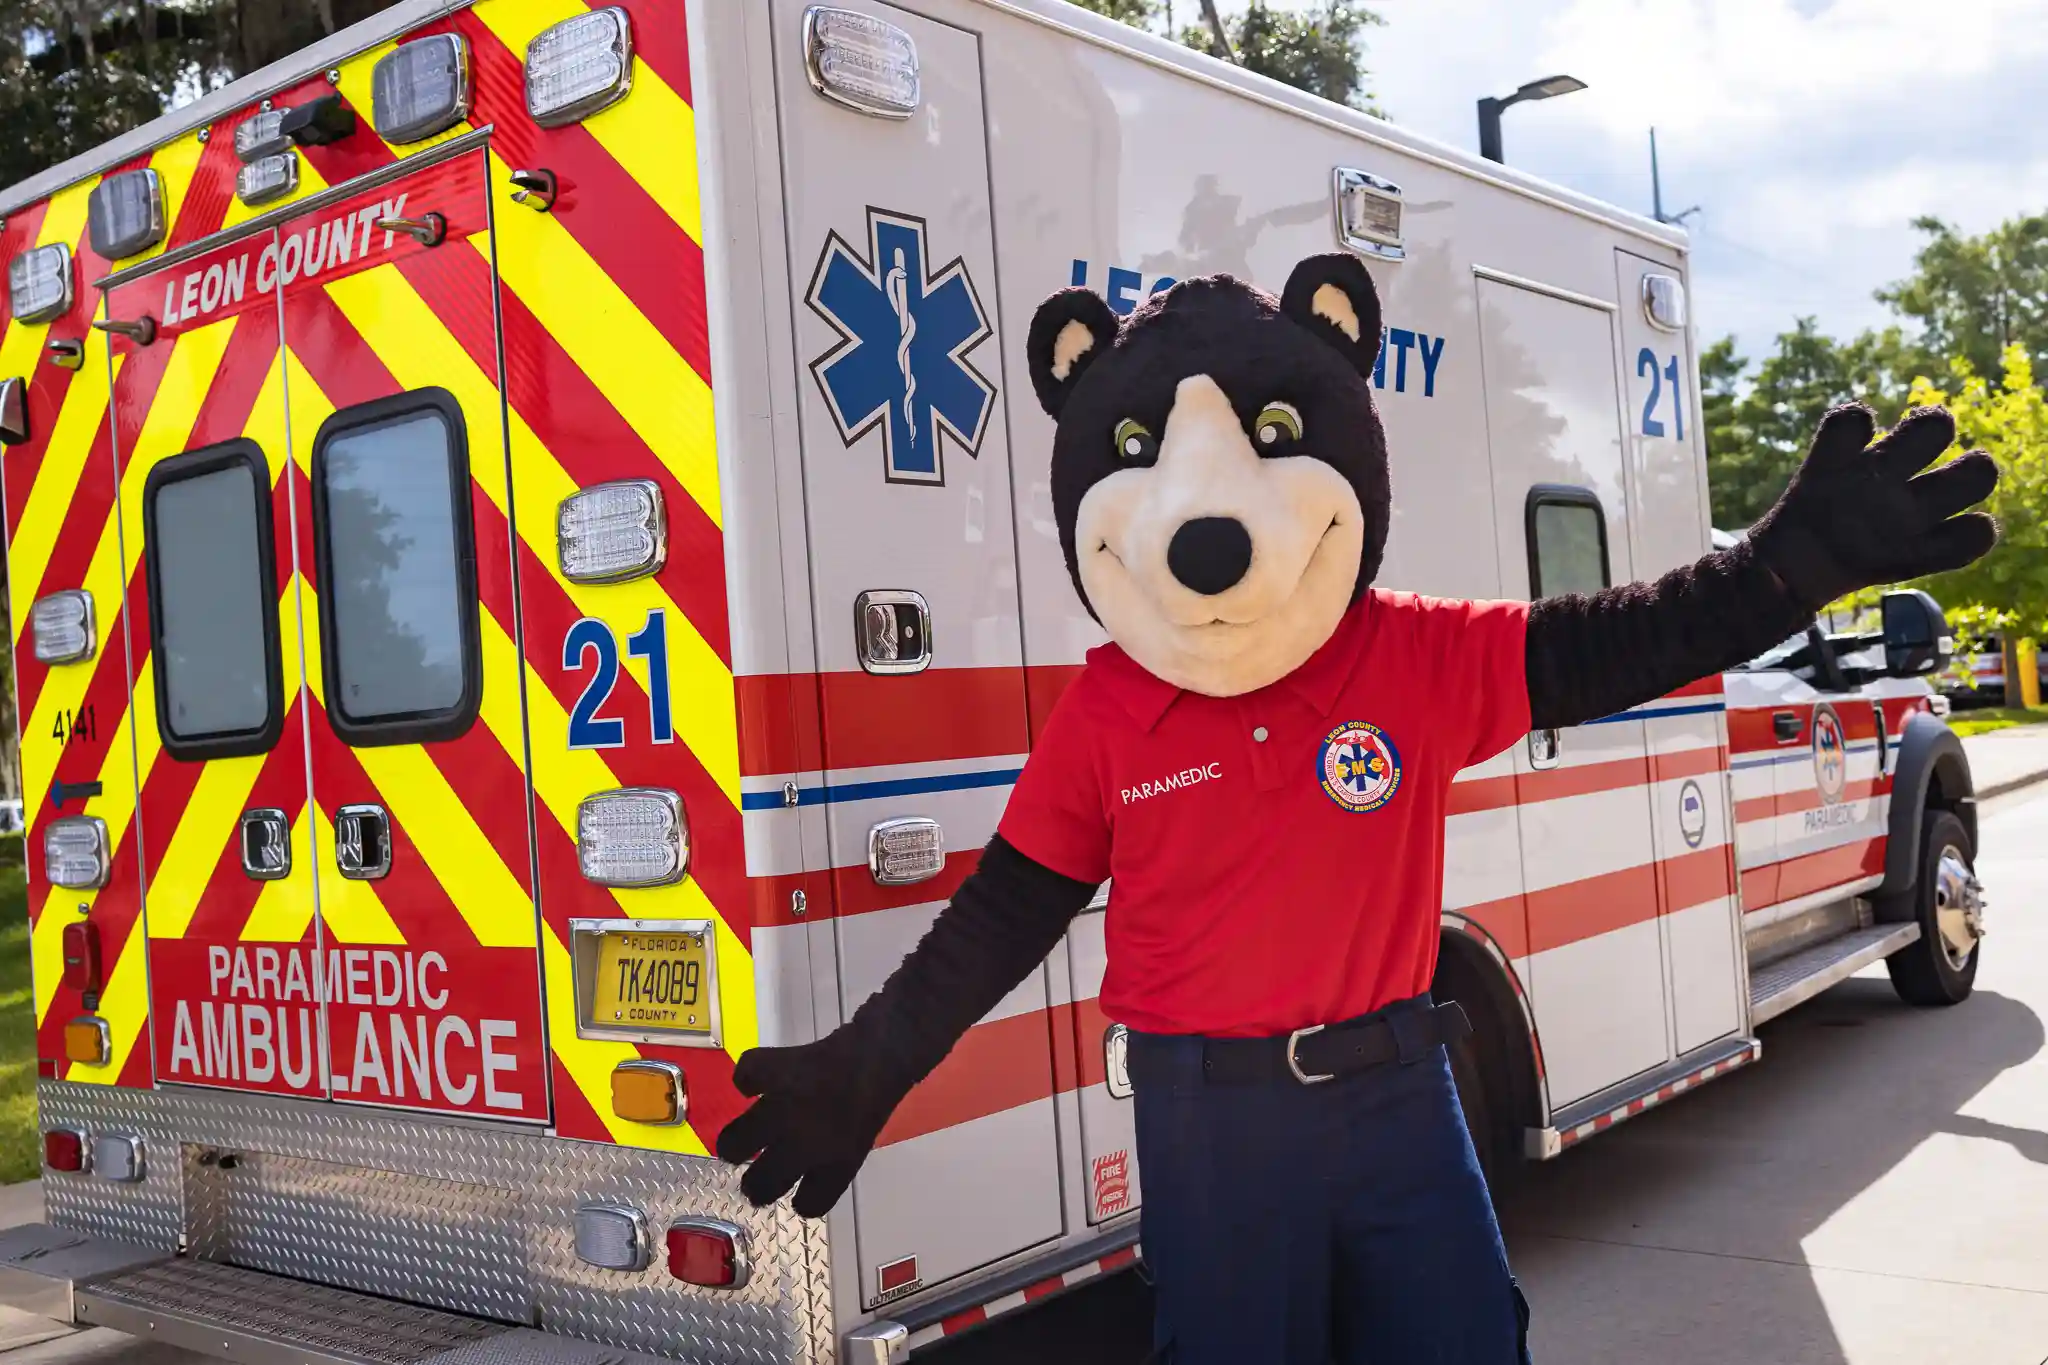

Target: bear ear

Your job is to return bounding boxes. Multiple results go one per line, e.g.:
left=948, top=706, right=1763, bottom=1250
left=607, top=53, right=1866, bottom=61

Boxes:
left=1279, top=253, right=1383, bottom=379
left=1027, top=287, right=1121, bottom=418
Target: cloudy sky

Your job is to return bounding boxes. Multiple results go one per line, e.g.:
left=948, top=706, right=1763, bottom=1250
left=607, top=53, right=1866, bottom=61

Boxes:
left=1210, top=0, right=2048, bottom=367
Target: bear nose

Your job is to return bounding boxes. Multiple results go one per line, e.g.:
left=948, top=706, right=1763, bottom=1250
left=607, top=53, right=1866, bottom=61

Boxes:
left=1167, top=517, right=1254, bottom=596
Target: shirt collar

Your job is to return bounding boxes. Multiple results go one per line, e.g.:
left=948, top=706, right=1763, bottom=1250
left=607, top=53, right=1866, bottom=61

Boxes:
left=1084, top=593, right=1377, bottom=731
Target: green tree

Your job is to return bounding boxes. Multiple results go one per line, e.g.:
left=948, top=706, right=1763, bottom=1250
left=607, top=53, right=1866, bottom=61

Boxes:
left=1703, top=319, right=1935, bottom=530
left=1066, top=0, right=1385, bottom=114
left=1900, top=346, right=2048, bottom=638
left=1878, top=214, right=2048, bottom=386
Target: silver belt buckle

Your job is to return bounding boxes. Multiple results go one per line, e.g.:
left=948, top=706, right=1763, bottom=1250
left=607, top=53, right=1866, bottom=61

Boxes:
left=1286, top=1024, right=1335, bottom=1085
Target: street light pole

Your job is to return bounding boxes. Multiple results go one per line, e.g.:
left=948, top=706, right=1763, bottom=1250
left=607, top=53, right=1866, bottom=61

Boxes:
left=1475, top=74, right=1587, bottom=164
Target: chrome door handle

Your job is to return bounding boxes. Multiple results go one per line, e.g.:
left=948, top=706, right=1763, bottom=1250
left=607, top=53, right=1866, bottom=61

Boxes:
left=1527, top=728, right=1562, bottom=769
left=239, top=808, right=290, bottom=881
left=335, top=804, right=392, bottom=880
left=376, top=212, right=446, bottom=247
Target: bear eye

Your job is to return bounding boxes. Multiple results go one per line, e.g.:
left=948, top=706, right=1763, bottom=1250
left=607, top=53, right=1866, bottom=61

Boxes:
left=1112, top=418, right=1159, bottom=465
left=1254, top=402, right=1304, bottom=450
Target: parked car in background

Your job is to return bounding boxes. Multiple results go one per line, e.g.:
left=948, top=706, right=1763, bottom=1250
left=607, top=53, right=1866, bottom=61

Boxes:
left=1940, top=634, right=2048, bottom=709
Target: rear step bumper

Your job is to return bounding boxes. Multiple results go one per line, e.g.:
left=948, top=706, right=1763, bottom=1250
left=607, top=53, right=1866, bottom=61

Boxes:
left=0, top=1226, right=671, bottom=1365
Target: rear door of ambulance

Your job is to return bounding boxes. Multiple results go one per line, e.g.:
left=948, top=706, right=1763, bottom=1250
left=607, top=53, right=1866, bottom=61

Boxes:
left=116, top=142, right=551, bottom=1119
left=769, top=0, right=1067, bottom=1308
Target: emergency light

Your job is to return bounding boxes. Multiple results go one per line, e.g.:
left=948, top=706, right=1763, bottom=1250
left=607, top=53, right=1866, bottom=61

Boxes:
left=63, top=1017, right=109, bottom=1067
left=90, top=1131, right=144, bottom=1181
left=577, top=788, right=688, bottom=887
left=573, top=1202, right=651, bottom=1272
left=1333, top=167, right=1404, bottom=263
left=525, top=8, right=633, bottom=128
left=237, top=152, right=301, bottom=207
left=1643, top=273, right=1687, bottom=332
left=7, top=243, right=73, bottom=324
left=372, top=34, right=471, bottom=144
left=557, top=479, right=666, bottom=583
left=234, top=108, right=291, bottom=162
left=88, top=168, right=166, bottom=261
left=45, top=817, right=110, bottom=891
left=30, top=589, right=95, bottom=664
left=666, top=1218, right=749, bottom=1289
left=41, top=1127, right=87, bottom=1174
left=610, top=1058, right=685, bottom=1125
left=868, top=816, right=944, bottom=886
left=804, top=7, right=920, bottom=119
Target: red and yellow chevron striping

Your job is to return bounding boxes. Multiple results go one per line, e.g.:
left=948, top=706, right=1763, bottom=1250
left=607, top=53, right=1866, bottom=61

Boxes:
left=2, top=0, right=744, bottom=1154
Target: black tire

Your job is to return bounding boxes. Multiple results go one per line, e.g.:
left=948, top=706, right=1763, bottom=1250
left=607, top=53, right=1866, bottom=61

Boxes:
left=1884, top=808, right=1981, bottom=1007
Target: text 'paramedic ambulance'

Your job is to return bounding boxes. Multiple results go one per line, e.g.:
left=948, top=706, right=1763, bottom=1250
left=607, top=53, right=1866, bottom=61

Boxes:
left=0, top=0, right=1987, bottom=1360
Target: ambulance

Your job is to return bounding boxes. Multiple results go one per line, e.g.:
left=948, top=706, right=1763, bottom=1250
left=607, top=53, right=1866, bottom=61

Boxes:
left=0, top=0, right=1987, bottom=1360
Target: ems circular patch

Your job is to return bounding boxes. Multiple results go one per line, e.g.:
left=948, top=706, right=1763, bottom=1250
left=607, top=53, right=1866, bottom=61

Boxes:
left=1317, top=721, right=1403, bottom=813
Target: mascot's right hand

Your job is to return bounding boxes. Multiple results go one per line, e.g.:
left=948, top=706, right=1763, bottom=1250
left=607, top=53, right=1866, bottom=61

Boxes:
left=1748, top=403, right=1998, bottom=611
left=715, top=1030, right=909, bottom=1218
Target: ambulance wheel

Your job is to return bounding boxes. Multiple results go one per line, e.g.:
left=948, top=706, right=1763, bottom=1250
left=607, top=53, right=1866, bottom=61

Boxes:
left=1884, top=809, right=1982, bottom=1007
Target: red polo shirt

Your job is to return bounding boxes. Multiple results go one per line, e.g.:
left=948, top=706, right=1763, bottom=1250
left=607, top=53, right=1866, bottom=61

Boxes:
left=1000, top=590, right=1531, bottom=1037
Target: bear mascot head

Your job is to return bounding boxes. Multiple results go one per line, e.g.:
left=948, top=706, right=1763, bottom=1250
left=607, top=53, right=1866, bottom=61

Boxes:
left=1025, top=253, right=1392, bottom=697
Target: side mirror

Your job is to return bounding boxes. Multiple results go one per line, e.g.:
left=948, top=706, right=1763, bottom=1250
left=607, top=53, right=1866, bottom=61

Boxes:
left=1881, top=589, right=1952, bottom=678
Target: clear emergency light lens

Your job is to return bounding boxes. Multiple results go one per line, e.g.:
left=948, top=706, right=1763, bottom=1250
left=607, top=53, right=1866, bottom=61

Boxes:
left=804, top=7, right=920, bottom=118
left=237, top=152, right=300, bottom=207
left=578, top=788, right=687, bottom=887
left=558, top=480, right=666, bottom=583
left=45, top=817, right=110, bottom=891
left=8, top=243, right=73, bottom=324
left=1333, top=168, right=1404, bottom=263
left=869, top=816, right=944, bottom=886
left=30, top=590, right=95, bottom=664
left=234, top=108, right=290, bottom=162
left=372, top=34, right=472, bottom=143
left=88, top=168, right=166, bottom=261
left=90, top=1131, right=143, bottom=1182
left=526, top=8, right=633, bottom=127
left=573, top=1202, right=651, bottom=1272
left=1643, top=273, right=1687, bottom=332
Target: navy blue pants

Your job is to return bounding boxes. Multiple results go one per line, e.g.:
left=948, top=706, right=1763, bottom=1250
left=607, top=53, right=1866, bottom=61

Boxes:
left=1130, top=996, right=1531, bottom=1364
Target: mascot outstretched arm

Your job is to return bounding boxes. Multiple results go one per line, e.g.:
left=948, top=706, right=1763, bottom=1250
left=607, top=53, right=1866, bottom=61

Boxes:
left=719, top=254, right=1993, bottom=1363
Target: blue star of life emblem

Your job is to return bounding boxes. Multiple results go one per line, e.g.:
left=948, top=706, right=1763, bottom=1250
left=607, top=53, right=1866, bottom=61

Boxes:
left=807, top=207, right=996, bottom=486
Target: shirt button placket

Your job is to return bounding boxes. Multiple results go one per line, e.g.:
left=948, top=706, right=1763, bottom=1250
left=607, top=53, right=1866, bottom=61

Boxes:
left=1242, top=710, right=1284, bottom=791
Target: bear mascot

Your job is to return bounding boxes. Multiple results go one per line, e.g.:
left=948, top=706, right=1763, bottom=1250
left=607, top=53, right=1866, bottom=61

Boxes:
left=717, top=254, right=1997, bottom=1363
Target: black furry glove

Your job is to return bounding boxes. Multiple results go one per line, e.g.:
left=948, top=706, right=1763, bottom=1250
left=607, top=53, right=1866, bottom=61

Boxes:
left=715, top=835, right=1097, bottom=1218
left=1526, top=403, right=1998, bottom=730
left=1747, top=404, right=1998, bottom=613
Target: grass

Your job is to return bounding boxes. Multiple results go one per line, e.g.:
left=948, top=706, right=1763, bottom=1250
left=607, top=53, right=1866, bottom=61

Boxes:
left=1947, top=705, right=2048, bottom=738
left=0, top=867, right=34, bottom=1183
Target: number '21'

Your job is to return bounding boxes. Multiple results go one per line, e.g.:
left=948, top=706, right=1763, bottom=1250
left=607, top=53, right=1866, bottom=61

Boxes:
left=1637, top=347, right=1684, bottom=440
left=565, top=610, right=674, bottom=750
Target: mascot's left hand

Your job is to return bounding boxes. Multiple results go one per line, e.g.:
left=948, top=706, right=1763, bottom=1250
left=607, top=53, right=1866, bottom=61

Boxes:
left=1748, top=403, right=1998, bottom=611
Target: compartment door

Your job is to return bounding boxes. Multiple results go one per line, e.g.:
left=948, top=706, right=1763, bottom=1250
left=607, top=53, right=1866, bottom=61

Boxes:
left=1615, top=250, right=1743, bottom=1052
left=276, top=152, right=548, bottom=1122
left=109, top=232, right=332, bottom=1099
left=772, top=0, right=1064, bottom=1306
left=1476, top=275, right=1673, bottom=1107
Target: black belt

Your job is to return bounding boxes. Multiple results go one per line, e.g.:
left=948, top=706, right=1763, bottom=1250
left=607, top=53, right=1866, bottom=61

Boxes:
left=1139, top=1001, right=1472, bottom=1087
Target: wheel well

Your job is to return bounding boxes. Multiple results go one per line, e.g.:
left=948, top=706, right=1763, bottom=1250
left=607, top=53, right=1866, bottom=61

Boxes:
left=1432, top=933, right=1541, bottom=1164
left=1925, top=750, right=1976, bottom=852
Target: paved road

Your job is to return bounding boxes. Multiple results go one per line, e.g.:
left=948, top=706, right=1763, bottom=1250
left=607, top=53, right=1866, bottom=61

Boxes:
left=11, top=783, right=2048, bottom=1364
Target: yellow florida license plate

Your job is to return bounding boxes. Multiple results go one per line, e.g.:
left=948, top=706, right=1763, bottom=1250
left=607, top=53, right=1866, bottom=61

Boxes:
left=591, top=930, right=712, bottom=1035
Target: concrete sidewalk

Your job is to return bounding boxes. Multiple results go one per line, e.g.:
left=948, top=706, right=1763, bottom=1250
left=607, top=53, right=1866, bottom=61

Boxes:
left=1960, top=723, right=2048, bottom=800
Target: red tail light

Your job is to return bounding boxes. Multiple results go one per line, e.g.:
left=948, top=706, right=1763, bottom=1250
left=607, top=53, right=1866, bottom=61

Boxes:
left=42, top=1128, right=85, bottom=1173
left=61, top=921, right=102, bottom=994
left=665, top=1217, right=750, bottom=1289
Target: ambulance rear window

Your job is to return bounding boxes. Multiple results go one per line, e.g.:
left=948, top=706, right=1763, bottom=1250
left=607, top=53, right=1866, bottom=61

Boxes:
left=310, top=388, right=480, bottom=747
left=1525, top=486, right=1610, bottom=598
left=142, top=441, right=285, bottom=761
